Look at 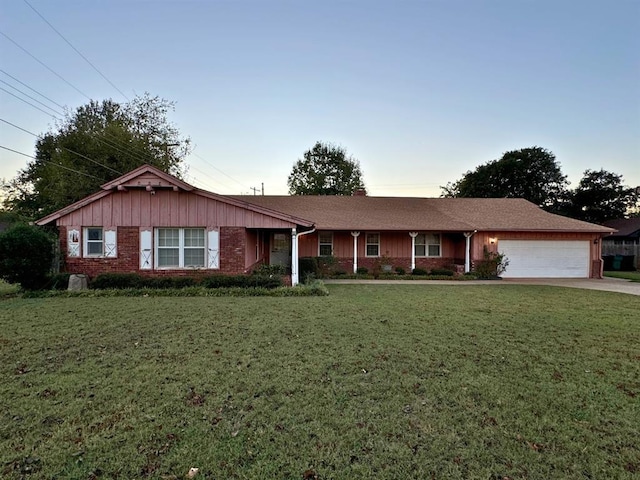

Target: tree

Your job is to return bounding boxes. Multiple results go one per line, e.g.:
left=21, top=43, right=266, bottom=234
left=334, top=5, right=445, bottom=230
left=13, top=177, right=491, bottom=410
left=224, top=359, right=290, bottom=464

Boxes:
left=0, top=224, right=54, bottom=290
left=441, top=147, right=569, bottom=211
left=287, top=141, right=366, bottom=195
left=565, top=169, right=639, bottom=223
left=2, top=93, right=191, bottom=219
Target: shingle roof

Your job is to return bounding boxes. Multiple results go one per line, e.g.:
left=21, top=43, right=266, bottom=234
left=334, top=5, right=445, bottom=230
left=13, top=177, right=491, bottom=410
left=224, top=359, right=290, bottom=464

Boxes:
left=602, top=217, right=640, bottom=237
left=229, top=195, right=614, bottom=233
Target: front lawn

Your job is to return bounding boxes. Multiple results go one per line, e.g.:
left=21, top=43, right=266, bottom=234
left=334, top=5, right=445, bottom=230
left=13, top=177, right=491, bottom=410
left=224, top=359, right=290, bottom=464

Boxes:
left=604, top=270, right=640, bottom=282
left=1, top=285, right=638, bottom=479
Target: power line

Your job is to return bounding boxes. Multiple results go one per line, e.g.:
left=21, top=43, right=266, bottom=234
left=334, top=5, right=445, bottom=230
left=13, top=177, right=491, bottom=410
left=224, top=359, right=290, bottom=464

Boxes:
left=0, top=86, right=58, bottom=118
left=0, top=30, right=91, bottom=100
left=0, top=78, right=64, bottom=116
left=192, top=152, right=250, bottom=191
left=0, top=118, right=123, bottom=175
left=0, top=145, right=103, bottom=180
left=0, top=69, right=65, bottom=109
left=22, top=0, right=129, bottom=101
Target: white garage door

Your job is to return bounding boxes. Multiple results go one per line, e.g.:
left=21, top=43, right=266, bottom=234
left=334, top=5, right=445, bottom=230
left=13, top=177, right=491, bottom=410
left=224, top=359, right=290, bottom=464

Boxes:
left=499, top=240, right=590, bottom=278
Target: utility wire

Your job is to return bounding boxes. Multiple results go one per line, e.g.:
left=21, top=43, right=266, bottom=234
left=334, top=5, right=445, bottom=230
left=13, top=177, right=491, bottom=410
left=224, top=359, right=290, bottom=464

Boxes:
left=0, top=118, right=123, bottom=175
left=0, top=69, right=66, bottom=109
left=22, top=0, right=129, bottom=101
left=0, top=78, right=64, bottom=116
left=0, top=145, right=103, bottom=180
left=0, top=30, right=91, bottom=100
left=0, top=86, right=58, bottom=118
left=192, top=152, right=249, bottom=190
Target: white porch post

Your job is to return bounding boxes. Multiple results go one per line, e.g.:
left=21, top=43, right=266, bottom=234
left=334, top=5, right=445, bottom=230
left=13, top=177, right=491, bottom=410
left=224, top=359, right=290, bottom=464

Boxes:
left=291, top=228, right=299, bottom=286
left=409, top=232, right=418, bottom=271
left=351, top=231, right=360, bottom=273
left=464, top=231, right=476, bottom=273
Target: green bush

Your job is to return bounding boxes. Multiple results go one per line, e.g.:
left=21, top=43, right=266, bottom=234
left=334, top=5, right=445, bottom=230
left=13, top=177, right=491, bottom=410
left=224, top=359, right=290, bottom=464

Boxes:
left=299, top=257, right=319, bottom=279
left=91, top=273, right=144, bottom=289
left=45, top=273, right=71, bottom=290
left=412, top=268, right=428, bottom=276
left=474, top=247, right=510, bottom=279
left=201, top=274, right=283, bottom=289
left=395, top=266, right=406, bottom=275
left=356, top=266, right=368, bottom=275
left=430, top=268, right=454, bottom=276
left=253, top=264, right=287, bottom=276
left=0, top=224, right=55, bottom=290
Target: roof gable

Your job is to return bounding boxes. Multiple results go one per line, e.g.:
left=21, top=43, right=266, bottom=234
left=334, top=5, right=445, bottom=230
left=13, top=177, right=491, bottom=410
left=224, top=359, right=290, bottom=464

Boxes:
left=100, top=164, right=194, bottom=192
left=603, top=217, right=640, bottom=237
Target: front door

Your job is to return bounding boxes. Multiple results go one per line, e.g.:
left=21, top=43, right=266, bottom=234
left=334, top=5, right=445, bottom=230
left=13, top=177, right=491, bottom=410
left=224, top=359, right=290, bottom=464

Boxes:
left=270, top=232, right=291, bottom=269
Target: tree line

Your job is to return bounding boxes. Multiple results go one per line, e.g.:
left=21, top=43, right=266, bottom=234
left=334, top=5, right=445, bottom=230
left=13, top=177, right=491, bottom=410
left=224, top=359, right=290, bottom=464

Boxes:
left=1, top=96, right=637, bottom=225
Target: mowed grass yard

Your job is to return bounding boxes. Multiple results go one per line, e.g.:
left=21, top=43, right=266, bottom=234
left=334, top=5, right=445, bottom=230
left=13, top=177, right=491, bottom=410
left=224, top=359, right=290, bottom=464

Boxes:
left=1, top=285, right=639, bottom=479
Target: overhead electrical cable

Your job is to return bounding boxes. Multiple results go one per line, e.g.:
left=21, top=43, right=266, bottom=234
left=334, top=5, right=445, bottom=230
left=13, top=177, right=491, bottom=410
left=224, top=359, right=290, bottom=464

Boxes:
left=1, top=118, right=123, bottom=175
left=0, top=69, right=66, bottom=109
left=0, top=30, right=91, bottom=100
left=0, top=86, right=58, bottom=118
left=0, top=145, right=103, bottom=180
left=22, top=0, right=129, bottom=101
left=192, top=152, right=249, bottom=190
left=0, top=79, right=64, bottom=116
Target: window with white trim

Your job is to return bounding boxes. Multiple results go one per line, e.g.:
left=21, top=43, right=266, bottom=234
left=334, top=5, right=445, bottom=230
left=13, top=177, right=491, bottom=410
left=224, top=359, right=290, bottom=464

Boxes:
left=415, top=233, right=441, bottom=257
left=366, top=233, right=380, bottom=257
left=319, top=232, right=333, bottom=256
left=84, top=227, right=103, bottom=256
left=156, top=228, right=205, bottom=268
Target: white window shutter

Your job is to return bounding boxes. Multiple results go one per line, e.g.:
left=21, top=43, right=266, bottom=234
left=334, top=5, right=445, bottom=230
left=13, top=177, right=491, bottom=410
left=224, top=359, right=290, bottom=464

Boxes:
left=68, top=229, right=80, bottom=257
left=207, top=230, right=220, bottom=269
left=104, top=230, right=117, bottom=258
left=140, top=230, right=152, bottom=269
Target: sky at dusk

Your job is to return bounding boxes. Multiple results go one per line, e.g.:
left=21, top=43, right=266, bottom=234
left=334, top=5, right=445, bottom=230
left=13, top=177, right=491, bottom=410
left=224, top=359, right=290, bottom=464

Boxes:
left=1, top=0, right=638, bottom=197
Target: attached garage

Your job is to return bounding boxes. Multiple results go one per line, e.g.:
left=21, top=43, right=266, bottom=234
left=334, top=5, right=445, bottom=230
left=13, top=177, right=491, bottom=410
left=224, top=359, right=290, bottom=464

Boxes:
left=499, top=240, right=591, bottom=278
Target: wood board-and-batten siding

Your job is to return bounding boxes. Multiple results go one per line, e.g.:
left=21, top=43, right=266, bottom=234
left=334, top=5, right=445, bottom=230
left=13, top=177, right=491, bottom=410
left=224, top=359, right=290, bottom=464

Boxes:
left=55, top=190, right=299, bottom=229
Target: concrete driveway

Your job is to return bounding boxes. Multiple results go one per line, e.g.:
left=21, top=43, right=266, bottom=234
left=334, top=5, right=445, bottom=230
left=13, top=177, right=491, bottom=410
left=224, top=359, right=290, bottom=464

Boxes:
left=324, top=277, right=640, bottom=296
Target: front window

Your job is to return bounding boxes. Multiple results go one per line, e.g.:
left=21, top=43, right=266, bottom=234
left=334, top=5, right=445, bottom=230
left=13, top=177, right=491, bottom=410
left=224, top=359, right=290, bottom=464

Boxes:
left=366, top=233, right=380, bottom=257
left=415, top=233, right=441, bottom=257
left=84, top=227, right=103, bottom=256
left=319, top=232, right=333, bottom=256
left=156, top=228, right=205, bottom=268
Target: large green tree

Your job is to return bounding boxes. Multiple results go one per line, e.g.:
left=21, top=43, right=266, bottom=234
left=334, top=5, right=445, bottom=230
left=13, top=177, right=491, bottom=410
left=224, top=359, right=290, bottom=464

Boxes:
left=3, top=93, right=191, bottom=219
left=442, top=147, right=569, bottom=211
left=287, top=141, right=366, bottom=195
left=566, top=169, right=639, bottom=223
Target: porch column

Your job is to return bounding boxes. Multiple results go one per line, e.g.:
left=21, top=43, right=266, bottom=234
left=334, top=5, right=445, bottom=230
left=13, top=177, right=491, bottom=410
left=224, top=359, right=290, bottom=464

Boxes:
left=351, top=231, right=360, bottom=273
left=464, top=231, right=476, bottom=273
left=409, top=232, right=418, bottom=271
left=291, top=228, right=299, bottom=286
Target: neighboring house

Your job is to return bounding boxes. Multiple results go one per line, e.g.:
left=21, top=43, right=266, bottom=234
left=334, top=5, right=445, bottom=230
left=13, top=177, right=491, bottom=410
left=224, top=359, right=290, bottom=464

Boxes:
left=36, top=164, right=614, bottom=284
left=601, top=217, right=640, bottom=270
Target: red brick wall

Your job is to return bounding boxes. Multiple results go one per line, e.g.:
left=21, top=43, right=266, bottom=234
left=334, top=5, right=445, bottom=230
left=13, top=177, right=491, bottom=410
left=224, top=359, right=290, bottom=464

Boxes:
left=334, top=256, right=458, bottom=273
left=59, top=226, right=250, bottom=279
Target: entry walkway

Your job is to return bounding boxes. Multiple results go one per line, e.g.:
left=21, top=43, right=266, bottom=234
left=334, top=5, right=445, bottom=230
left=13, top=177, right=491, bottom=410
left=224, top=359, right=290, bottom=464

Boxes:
left=324, top=277, right=640, bottom=296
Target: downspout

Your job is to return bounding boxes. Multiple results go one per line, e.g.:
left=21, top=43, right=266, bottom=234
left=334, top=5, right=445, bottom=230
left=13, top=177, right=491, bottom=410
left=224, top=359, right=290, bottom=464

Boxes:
left=409, top=232, right=418, bottom=271
left=463, top=230, right=477, bottom=273
left=291, top=226, right=316, bottom=286
left=351, top=231, right=361, bottom=273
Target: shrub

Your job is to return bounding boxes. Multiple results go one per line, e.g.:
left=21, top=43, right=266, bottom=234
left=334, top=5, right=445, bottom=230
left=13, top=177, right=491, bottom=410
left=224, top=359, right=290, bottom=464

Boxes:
left=430, top=268, right=454, bottom=276
left=412, top=268, right=428, bottom=276
left=201, top=274, right=283, bottom=289
left=356, top=266, right=368, bottom=275
left=91, top=273, right=144, bottom=289
left=299, top=257, right=319, bottom=279
left=253, top=264, right=286, bottom=276
left=0, top=224, right=55, bottom=290
left=474, top=247, right=510, bottom=279
left=395, top=266, right=406, bottom=275
left=317, top=255, right=338, bottom=277
left=45, top=273, right=71, bottom=290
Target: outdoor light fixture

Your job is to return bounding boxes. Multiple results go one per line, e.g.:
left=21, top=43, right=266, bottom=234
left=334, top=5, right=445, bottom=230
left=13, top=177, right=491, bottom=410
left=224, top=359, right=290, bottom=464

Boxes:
left=489, top=237, right=497, bottom=245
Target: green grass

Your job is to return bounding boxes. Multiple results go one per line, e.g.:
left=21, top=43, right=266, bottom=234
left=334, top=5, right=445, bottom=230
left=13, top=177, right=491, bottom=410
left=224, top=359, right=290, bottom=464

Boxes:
left=604, top=270, right=640, bottom=282
left=0, top=279, right=19, bottom=296
left=1, top=285, right=639, bottom=479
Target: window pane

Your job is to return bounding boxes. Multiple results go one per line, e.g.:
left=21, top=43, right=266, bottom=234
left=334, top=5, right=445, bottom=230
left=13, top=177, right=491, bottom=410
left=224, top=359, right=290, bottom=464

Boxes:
left=415, top=234, right=426, bottom=245
left=87, top=242, right=103, bottom=255
left=366, top=245, right=379, bottom=256
left=184, top=248, right=205, bottom=267
left=158, top=229, right=179, bottom=247
left=428, top=245, right=441, bottom=257
left=415, top=245, right=426, bottom=257
left=319, top=232, right=332, bottom=244
left=366, top=233, right=379, bottom=244
left=319, top=245, right=332, bottom=256
left=158, top=248, right=179, bottom=267
left=184, top=228, right=204, bottom=247
left=87, top=228, right=102, bottom=241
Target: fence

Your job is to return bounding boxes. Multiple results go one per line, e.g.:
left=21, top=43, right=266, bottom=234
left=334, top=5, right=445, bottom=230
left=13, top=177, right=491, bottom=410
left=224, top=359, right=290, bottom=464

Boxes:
left=602, top=244, right=639, bottom=270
